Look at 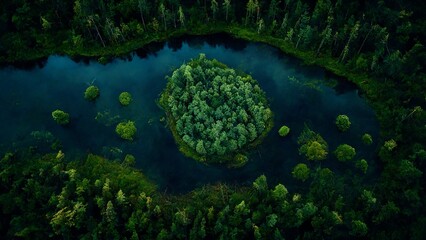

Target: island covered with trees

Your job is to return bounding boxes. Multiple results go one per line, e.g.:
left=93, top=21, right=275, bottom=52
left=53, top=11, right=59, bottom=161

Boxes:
left=0, top=0, right=425, bottom=239
left=160, top=54, right=273, bottom=167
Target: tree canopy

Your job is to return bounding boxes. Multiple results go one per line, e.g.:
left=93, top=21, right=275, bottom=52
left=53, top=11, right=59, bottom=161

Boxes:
left=160, top=54, right=272, bottom=166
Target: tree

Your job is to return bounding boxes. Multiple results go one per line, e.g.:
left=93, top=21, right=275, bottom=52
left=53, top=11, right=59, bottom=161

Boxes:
left=245, top=0, right=257, bottom=26
left=115, top=121, right=137, bottom=141
left=292, top=163, right=310, bottom=181
left=384, top=139, right=397, bottom=151
left=211, top=0, right=219, bottom=20
left=316, top=15, right=333, bottom=56
left=178, top=6, right=185, bottom=27
left=196, top=140, right=207, bottom=155
left=119, top=92, right=132, bottom=106
left=362, top=133, right=373, bottom=145
left=334, top=144, right=356, bottom=161
left=339, top=21, right=360, bottom=63
left=298, top=127, right=328, bottom=161
left=356, top=159, right=368, bottom=174
left=159, top=3, right=167, bottom=31
left=138, top=0, right=149, bottom=29
left=253, top=175, right=268, bottom=194
left=306, top=141, right=328, bottom=161
left=267, top=0, right=280, bottom=22
left=84, top=85, right=100, bottom=101
left=86, top=15, right=106, bottom=47
left=350, top=220, right=368, bottom=236
left=223, top=0, right=231, bottom=22
left=52, top=110, right=70, bottom=125
left=335, top=114, right=351, bottom=131
left=272, top=184, right=288, bottom=201
left=278, top=125, right=290, bottom=137
left=257, top=18, right=264, bottom=33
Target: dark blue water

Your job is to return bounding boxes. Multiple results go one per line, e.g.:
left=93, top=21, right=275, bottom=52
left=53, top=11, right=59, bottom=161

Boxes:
left=0, top=35, right=380, bottom=193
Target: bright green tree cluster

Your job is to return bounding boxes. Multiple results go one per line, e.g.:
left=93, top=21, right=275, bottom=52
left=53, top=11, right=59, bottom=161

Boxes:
left=115, top=121, right=137, bottom=141
left=84, top=85, right=100, bottom=101
left=278, top=125, right=290, bottom=137
left=335, top=115, right=351, bottom=132
left=118, top=92, right=132, bottom=106
left=298, top=127, right=328, bottom=161
left=51, top=109, right=70, bottom=125
left=335, top=144, right=356, bottom=162
left=161, top=54, right=272, bottom=164
left=292, top=163, right=310, bottom=181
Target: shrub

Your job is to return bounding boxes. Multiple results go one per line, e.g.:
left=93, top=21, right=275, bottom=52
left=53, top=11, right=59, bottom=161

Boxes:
left=52, top=109, right=70, bottom=125
left=84, top=85, right=100, bottom=101
left=115, top=121, right=137, bottom=141
left=335, top=115, right=351, bottom=132
left=278, top=125, right=290, bottom=137
left=335, top=144, right=356, bottom=161
left=119, top=92, right=132, bottom=106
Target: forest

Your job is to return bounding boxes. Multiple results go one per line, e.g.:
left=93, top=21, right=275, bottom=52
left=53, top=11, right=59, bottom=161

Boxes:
left=0, top=0, right=425, bottom=239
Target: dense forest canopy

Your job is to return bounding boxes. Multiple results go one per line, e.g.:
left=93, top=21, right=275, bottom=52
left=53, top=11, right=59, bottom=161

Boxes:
left=161, top=54, right=272, bottom=166
left=0, top=0, right=425, bottom=239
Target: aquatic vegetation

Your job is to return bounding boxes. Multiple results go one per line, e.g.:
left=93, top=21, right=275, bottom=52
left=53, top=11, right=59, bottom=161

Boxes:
left=335, top=115, right=351, bottom=132
left=335, top=144, right=356, bottom=162
left=292, top=163, right=310, bottom=181
left=51, top=109, right=70, bottom=125
left=160, top=54, right=272, bottom=166
left=118, top=92, right=132, bottom=106
left=84, top=85, right=100, bottom=101
left=278, top=125, right=290, bottom=137
left=298, top=127, right=328, bottom=161
left=95, top=110, right=121, bottom=127
left=362, top=133, right=373, bottom=145
left=115, top=121, right=137, bottom=141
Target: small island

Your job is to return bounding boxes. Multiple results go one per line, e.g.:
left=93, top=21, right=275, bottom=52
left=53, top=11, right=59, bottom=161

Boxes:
left=160, top=54, right=273, bottom=167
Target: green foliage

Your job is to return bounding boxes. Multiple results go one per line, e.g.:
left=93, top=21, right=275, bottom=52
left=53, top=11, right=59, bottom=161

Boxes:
left=272, top=184, right=288, bottom=201
left=335, top=115, right=351, bottom=132
left=350, top=220, right=368, bottom=236
left=119, top=92, right=132, bottom=106
left=292, top=163, right=310, bottom=181
left=334, top=144, right=356, bottom=162
left=1, top=0, right=425, bottom=238
left=115, top=121, right=137, bottom=141
left=161, top=54, right=272, bottom=165
left=253, top=175, right=268, bottom=194
left=123, top=154, right=136, bottom=166
left=84, top=85, right=100, bottom=101
left=398, top=160, right=423, bottom=179
left=298, top=127, right=328, bottom=161
left=362, top=133, right=373, bottom=145
left=356, top=159, right=368, bottom=174
left=278, top=125, right=290, bottom=137
left=384, top=139, right=397, bottom=151
left=51, top=109, right=70, bottom=125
